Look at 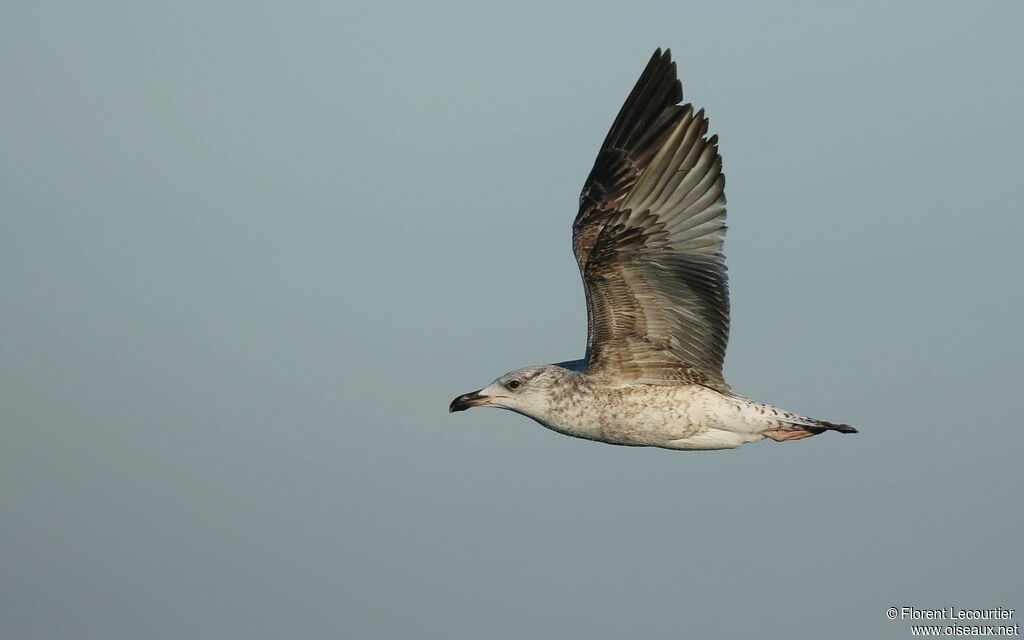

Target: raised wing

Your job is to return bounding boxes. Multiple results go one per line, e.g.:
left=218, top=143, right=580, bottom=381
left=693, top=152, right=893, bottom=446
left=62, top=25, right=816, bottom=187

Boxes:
left=573, top=49, right=730, bottom=390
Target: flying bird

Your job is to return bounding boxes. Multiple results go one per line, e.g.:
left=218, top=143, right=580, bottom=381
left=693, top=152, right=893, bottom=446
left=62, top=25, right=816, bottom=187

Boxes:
left=449, top=48, right=857, bottom=450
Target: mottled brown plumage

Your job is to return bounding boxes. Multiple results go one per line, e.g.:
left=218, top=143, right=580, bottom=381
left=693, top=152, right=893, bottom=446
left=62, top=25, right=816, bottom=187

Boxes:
left=449, top=48, right=856, bottom=450
left=573, top=49, right=730, bottom=390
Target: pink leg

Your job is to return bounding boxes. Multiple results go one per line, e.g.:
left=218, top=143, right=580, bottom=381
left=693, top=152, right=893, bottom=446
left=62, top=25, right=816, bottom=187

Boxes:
left=763, top=428, right=818, bottom=442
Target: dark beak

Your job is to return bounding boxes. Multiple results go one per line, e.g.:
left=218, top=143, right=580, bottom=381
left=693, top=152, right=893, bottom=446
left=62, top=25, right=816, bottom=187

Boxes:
left=449, top=390, right=488, bottom=413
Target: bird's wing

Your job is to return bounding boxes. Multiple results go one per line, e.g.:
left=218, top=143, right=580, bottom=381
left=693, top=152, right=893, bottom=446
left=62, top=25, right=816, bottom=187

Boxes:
left=573, top=48, right=730, bottom=390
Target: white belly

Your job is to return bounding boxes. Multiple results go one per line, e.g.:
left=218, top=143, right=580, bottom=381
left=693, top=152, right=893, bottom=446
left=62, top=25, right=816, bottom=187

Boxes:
left=537, top=383, right=765, bottom=449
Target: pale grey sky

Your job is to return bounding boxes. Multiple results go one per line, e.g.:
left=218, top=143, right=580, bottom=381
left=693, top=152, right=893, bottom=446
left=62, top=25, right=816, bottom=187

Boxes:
left=2, top=1, right=1022, bottom=639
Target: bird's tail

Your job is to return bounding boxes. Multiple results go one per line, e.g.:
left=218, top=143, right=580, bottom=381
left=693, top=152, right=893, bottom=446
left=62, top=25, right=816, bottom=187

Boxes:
left=763, top=414, right=858, bottom=442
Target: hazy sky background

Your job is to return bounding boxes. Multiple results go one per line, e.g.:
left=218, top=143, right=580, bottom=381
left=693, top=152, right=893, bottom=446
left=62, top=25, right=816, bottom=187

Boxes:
left=2, top=2, right=1022, bottom=638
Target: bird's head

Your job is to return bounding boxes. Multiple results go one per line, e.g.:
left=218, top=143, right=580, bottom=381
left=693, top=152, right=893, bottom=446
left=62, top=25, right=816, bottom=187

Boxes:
left=449, top=365, right=572, bottom=420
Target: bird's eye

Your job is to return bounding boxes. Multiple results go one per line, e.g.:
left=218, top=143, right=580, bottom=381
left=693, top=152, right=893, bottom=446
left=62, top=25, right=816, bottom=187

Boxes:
left=507, top=380, right=521, bottom=390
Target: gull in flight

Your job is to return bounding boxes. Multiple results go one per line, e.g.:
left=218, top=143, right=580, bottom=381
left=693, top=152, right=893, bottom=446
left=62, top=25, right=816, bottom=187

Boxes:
left=450, top=48, right=857, bottom=450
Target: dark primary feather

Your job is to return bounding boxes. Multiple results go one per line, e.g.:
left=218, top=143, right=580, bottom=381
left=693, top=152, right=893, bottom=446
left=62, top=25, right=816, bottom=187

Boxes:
left=575, top=49, right=683, bottom=267
left=573, top=49, right=731, bottom=390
